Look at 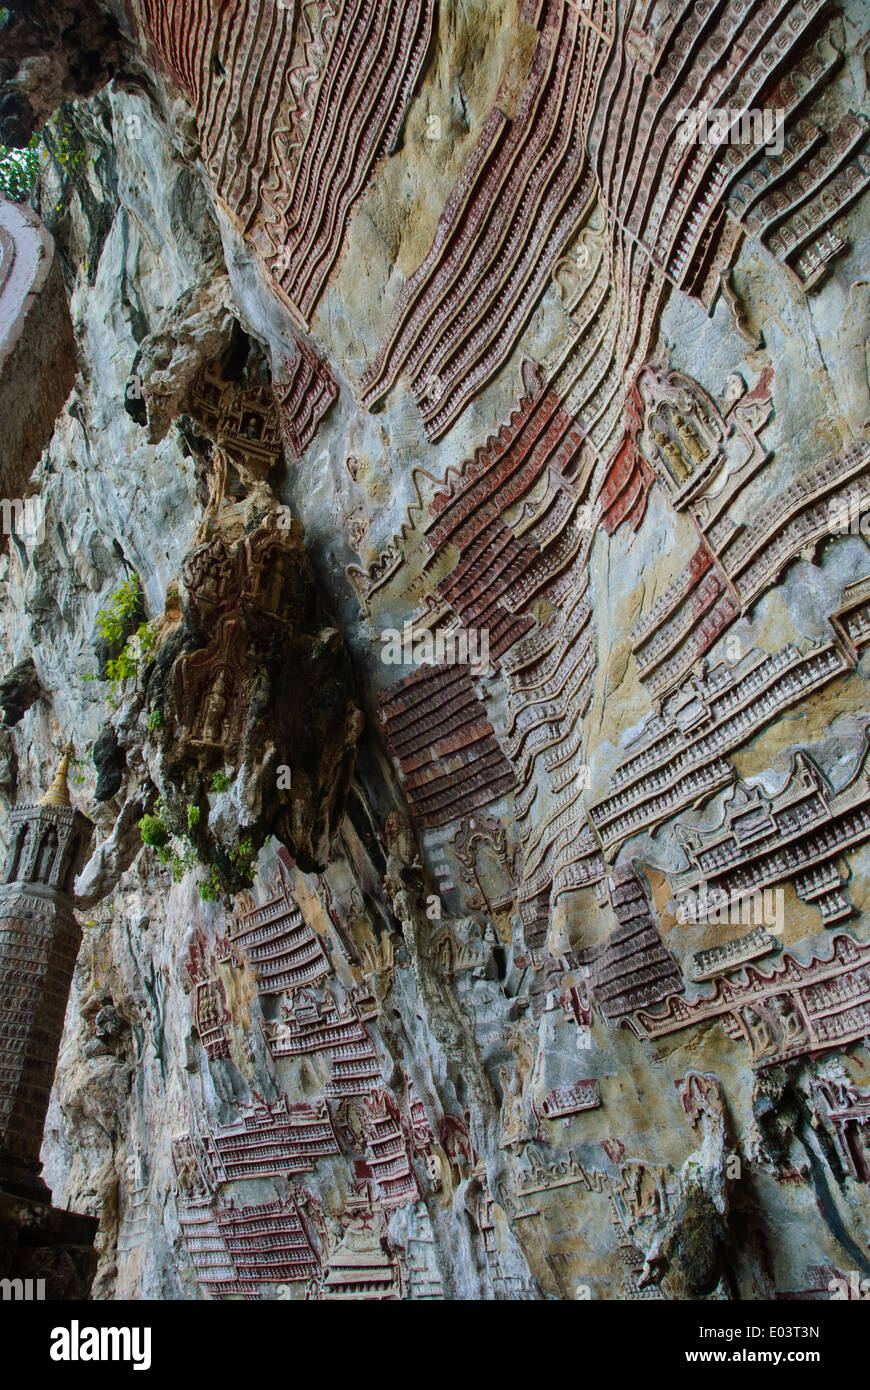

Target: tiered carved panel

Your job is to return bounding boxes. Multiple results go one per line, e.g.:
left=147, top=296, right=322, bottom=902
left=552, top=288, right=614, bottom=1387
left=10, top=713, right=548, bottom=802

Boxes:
left=630, top=933, right=870, bottom=1068
left=139, top=0, right=434, bottom=327
left=669, top=737, right=870, bottom=930
left=360, top=0, right=607, bottom=439
left=185, top=927, right=234, bottom=1061
left=377, top=664, right=518, bottom=829
left=264, top=987, right=383, bottom=1097
left=201, top=1094, right=339, bottom=1183
left=273, top=336, right=339, bottom=458
left=230, top=858, right=330, bottom=994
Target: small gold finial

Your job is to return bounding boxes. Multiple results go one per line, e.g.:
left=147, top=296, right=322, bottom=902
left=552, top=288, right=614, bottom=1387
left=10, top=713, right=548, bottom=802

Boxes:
left=39, top=740, right=74, bottom=808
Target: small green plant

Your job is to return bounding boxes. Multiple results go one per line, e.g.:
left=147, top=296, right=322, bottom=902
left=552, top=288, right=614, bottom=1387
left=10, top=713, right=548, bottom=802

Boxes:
left=0, top=131, right=42, bottom=201
left=54, top=124, right=88, bottom=181
left=91, top=573, right=156, bottom=698
left=228, top=836, right=256, bottom=883
left=137, top=793, right=250, bottom=904
left=70, top=751, right=92, bottom=787
left=138, top=810, right=169, bottom=849
left=105, top=644, right=139, bottom=688
left=146, top=708, right=163, bottom=731
left=137, top=622, right=157, bottom=659
left=96, top=573, right=142, bottom=645
left=46, top=121, right=97, bottom=214
left=198, top=865, right=222, bottom=903
left=211, top=770, right=230, bottom=793
left=170, top=841, right=199, bottom=883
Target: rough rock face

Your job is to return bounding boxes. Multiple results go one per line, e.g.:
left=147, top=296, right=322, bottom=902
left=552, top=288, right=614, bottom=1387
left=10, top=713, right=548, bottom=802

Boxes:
left=0, top=0, right=870, bottom=1301
left=0, top=2, right=125, bottom=146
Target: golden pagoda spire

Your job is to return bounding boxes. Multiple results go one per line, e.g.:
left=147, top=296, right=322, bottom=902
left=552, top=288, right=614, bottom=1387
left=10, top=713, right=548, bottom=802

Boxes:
left=38, top=740, right=74, bottom=809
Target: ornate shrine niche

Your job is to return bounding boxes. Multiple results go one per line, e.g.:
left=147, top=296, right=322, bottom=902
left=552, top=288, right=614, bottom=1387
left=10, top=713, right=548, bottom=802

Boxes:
left=184, top=926, right=246, bottom=1065
left=187, top=366, right=283, bottom=484
left=636, top=367, right=727, bottom=506
left=618, top=1159, right=673, bottom=1229
left=452, top=814, right=520, bottom=921
left=175, top=616, right=249, bottom=762
left=811, top=1062, right=870, bottom=1183
left=678, top=1070, right=727, bottom=1134
left=604, top=363, right=773, bottom=550
left=317, top=1180, right=405, bottom=1300
left=172, top=1134, right=216, bottom=1204
left=145, top=485, right=363, bottom=874
left=427, top=921, right=492, bottom=978
left=130, top=286, right=289, bottom=478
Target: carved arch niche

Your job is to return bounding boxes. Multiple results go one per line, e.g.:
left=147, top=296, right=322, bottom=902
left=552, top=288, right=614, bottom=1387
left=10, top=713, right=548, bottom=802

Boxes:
left=453, top=814, right=520, bottom=930
left=637, top=367, right=728, bottom=507
left=4, top=821, right=28, bottom=883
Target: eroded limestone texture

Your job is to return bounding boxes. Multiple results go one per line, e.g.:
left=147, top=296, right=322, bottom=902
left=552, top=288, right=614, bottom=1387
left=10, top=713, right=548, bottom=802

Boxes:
left=0, top=0, right=869, bottom=1301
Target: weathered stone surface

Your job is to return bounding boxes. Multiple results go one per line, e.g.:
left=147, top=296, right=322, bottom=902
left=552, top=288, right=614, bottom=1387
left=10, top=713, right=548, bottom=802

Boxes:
left=0, top=3, right=126, bottom=146
left=92, top=723, right=125, bottom=801
left=0, top=655, right=41, bottom=726
left=0, top=0, right=868, bottom=1304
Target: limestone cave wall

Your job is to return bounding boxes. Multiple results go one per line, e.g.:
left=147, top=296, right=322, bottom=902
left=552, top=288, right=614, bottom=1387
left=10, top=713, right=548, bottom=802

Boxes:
left=0, top=0, right=869, bottom=1300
